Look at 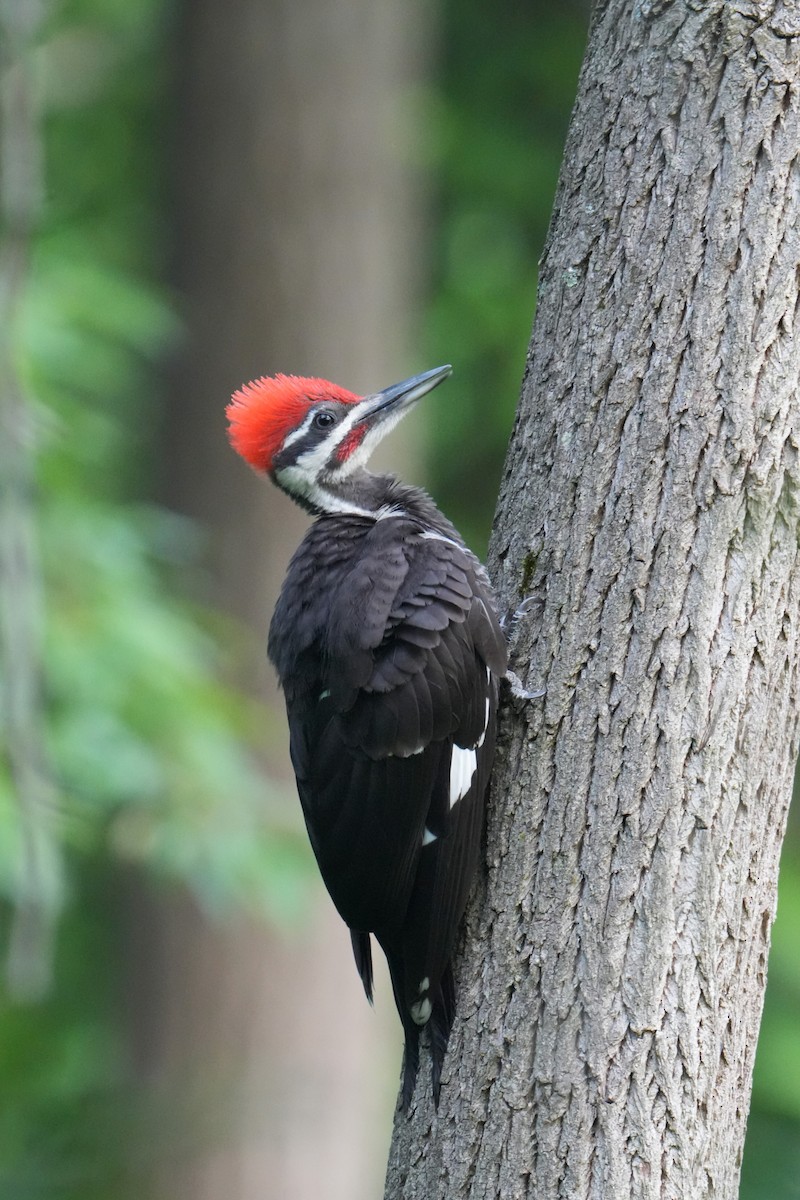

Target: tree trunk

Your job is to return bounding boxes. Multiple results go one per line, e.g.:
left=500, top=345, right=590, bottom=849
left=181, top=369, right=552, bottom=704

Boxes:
left=132, top=2, right=431, bottom=1198
left=385, top=3, right=800, bottom=1197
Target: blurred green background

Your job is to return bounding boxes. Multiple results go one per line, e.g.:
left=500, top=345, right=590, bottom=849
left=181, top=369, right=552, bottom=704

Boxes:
left=0, top=1, right=797, bottom=1197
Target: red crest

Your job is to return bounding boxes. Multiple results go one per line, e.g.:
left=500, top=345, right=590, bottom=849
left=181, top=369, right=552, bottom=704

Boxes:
left=226, top=374, right=360, bottom=472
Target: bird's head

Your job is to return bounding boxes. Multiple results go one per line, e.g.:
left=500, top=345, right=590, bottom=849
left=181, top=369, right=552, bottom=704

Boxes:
left=226, top=365, right=452, bottom=514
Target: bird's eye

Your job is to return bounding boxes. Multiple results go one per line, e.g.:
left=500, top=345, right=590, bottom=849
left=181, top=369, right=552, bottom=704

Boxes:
left=313, top=410, right=336, bottom=429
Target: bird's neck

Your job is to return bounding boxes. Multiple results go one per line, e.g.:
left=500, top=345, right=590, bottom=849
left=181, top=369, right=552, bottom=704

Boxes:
left=283, top=467, right=460, bottom=540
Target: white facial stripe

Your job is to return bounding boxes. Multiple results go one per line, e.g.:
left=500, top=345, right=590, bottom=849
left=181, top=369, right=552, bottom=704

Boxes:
left=281, top=408, right=318, bottom=451
left=274, top=465, right=376, bottom=518
left=277, top=394, right=415, bottom=514
left=292, top=404, right=363, bottom=475
left=292, top=433, right=339, bottom=477
left=449, top=744, right=477, bottom=807
left=306, top=487, right=374, bottom=517
left=327, top=403, right=409, bottom=478
left=284, top=392, right=422, bottom=487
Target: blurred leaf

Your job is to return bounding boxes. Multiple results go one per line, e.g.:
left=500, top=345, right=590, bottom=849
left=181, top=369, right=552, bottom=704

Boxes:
left=737, top=839, right=800, bottom=1195
left=421, top=0, right=588, bottom=555
left=750, top=854, right=800, bottom=1122
left=740, top=1110, right=800, bottom=1200
left=0, top=0, right=312, bottom=1191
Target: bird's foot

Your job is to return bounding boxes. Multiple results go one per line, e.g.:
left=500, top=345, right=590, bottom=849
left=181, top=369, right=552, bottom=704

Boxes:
left=501, top=594, right=540, bottom=638
left=504, top=670, right=546, bottom=702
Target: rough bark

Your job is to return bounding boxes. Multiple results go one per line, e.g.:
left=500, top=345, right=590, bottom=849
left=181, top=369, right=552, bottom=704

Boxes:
left=385, top=2, right=800, bottom=1197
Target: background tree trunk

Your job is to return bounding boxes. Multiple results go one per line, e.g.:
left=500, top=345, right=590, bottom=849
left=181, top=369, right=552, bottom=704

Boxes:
left=128, top=2, right=432, bottom=1198
left=386, top=2, right=800, bottom=1197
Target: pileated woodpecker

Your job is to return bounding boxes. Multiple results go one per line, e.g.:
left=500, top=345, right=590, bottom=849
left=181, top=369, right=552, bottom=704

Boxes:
left=226, top=365, right=507, bottom=1108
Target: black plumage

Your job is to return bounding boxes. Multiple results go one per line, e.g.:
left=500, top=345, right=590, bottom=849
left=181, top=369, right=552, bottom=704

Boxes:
left=269, top=506, right=506, bottom=1106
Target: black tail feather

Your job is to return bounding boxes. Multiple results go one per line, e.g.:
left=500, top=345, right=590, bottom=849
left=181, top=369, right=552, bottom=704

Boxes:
left=401, top=965, right=456, bottom=1111
left=350, top=929, right=374, bottom=1003
left=428, top=964, right=455, bottom=1106
left=401, top=1023, right=421, bottom=1110
left=381, top=941, right=458, bottom=1111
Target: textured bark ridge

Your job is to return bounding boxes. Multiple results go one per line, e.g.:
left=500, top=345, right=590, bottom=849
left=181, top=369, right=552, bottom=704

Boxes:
left=385, top=3, right=800, bottom=1197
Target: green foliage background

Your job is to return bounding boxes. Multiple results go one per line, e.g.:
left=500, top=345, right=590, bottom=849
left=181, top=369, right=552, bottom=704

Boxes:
left=0, top=0, right=797, bottom=1195
left=1, top=2, right=309, bottom=1194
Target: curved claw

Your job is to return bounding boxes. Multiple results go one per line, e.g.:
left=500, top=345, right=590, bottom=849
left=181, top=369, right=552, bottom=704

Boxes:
left=503, top=670, right=546, bottom=702
left=501, top=593, right=541, bottom=637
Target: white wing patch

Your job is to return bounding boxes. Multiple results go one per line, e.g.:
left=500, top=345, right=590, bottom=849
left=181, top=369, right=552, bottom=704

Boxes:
left=410, top=977, right=431, bottom=1024
left=477, top=696, right=490, bottom=748
left=449, top=744, right=477, bottom=807
left=411, top=997, right=432, bottom=1025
